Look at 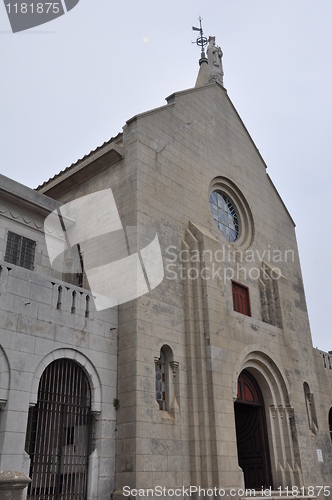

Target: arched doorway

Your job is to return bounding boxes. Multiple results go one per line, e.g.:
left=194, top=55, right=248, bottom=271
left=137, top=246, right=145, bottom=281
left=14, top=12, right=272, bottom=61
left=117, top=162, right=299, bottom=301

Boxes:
left=25, top=359, right=91, bottom=499
left=234, top=369, right=273, bottom=489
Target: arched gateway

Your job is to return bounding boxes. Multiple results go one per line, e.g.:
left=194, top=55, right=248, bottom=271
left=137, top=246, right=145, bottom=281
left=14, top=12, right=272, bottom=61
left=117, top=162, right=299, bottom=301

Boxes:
left=233, top=349, right=303, bottom=490
left=234, top=370, right=272, bottom=489
left=25, top=359, right=91, bottom=500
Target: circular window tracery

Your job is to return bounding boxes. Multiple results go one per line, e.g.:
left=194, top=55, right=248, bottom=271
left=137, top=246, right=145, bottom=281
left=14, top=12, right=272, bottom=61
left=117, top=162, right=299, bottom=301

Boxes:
left=209, top=177, right=254, bottom=249
left=209, top=190, right=239, bottom=242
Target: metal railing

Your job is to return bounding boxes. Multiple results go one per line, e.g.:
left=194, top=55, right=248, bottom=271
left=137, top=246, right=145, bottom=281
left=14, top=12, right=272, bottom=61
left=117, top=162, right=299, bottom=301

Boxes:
left=26, top=358, right=91, bottom=500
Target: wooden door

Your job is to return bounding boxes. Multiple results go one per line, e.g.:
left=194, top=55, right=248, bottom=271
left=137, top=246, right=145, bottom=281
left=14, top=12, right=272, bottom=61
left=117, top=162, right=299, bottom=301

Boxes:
left=234, top=370, right=272, bottom=489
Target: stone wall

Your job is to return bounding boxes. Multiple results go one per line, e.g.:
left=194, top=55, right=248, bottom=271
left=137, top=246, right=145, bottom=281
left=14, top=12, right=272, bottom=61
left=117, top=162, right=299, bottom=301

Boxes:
left=0, top=261, right=118, bottom=499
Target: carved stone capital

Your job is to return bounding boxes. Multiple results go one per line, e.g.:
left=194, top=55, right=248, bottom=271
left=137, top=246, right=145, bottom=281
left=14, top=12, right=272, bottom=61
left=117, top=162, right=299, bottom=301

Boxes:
left=169, top=361, right=179, bottom=377
left=278, top=405, right=285, bottom=419
left=270, top=405, right=277, bottom=419
left=286, top=405, right=294, bottom=419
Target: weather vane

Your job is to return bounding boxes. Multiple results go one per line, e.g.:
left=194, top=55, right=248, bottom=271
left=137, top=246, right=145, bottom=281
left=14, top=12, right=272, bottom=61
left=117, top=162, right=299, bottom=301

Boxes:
left=192, top=16, right=208, bottom=52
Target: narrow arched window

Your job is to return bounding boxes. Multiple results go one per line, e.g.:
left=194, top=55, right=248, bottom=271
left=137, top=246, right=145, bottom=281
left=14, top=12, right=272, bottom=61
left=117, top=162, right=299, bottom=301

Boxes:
left=155, top=345, right=178, bottom=413
left=304, top=382, right=318, bottom=435
left=155, top=348, right=166, bottom=410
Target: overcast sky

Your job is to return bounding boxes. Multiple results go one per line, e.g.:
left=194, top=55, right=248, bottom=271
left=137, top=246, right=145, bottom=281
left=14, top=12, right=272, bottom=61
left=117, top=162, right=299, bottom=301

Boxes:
left=1, top=1, right=331, bottom=351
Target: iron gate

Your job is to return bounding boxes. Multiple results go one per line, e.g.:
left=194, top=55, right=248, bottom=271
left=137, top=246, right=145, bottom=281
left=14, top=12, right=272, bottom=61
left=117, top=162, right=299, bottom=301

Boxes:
left=26, top=359, right=91, bottom=500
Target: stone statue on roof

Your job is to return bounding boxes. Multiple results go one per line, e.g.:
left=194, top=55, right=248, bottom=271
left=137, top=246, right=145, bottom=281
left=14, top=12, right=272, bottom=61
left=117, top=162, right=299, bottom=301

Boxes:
left=206, top=36, right=224, bottom=86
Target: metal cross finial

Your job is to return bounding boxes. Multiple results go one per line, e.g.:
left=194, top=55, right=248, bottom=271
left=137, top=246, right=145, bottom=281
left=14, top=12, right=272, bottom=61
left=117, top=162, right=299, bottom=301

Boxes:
left=192, top=16, right=208, bottom=52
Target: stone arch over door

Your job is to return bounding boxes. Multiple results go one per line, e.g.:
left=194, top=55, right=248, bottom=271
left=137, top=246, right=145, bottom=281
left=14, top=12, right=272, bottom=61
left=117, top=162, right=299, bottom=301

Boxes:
left=235, top=369, right=273, bottom=489
left=28, top=350, right=102, bottom=500
left=30, top=348, right=102, bottom=414
left=26, top=358, right=92, bottom=500
left=233, top=345, right=303, bottom=489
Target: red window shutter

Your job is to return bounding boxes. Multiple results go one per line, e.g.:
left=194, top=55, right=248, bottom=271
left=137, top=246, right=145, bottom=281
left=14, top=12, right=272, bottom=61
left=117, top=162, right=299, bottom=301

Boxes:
left=232, top=281, right=251, bottom=317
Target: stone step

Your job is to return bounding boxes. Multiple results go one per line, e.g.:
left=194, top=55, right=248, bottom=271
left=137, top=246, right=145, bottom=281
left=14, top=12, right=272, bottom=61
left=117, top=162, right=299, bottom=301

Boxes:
left=240, top=493, right=316, bottom=500
left=240, top=494, right=317, bottom=500
left=241, top=497, right=316, bottom=500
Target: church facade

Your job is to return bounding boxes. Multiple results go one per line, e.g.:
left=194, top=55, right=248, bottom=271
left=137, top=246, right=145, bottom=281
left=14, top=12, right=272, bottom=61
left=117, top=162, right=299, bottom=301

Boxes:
left=0, top=37, right=332, bottom=500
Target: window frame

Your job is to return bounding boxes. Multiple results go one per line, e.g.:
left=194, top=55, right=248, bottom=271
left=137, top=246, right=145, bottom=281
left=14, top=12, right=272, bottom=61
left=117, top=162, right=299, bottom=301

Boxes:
left=155, top=349, right=167, bottom=411
left=231, top=280, right=251, bottom=317
left=4, top=230, right=36, bottom=270
left=209, top=190, right=240, bottom=243
left=155, top=345, right=179, bottom=416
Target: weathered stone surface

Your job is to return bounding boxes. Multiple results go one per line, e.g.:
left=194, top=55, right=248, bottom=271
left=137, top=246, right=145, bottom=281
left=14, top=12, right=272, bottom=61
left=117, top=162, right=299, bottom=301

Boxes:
left=0, top=470, right=31, bottom=500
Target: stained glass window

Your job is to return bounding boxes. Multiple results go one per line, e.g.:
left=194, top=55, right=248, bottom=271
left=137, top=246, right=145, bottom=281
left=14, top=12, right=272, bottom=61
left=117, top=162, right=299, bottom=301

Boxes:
left=209, top=191, right=239, bottom=242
